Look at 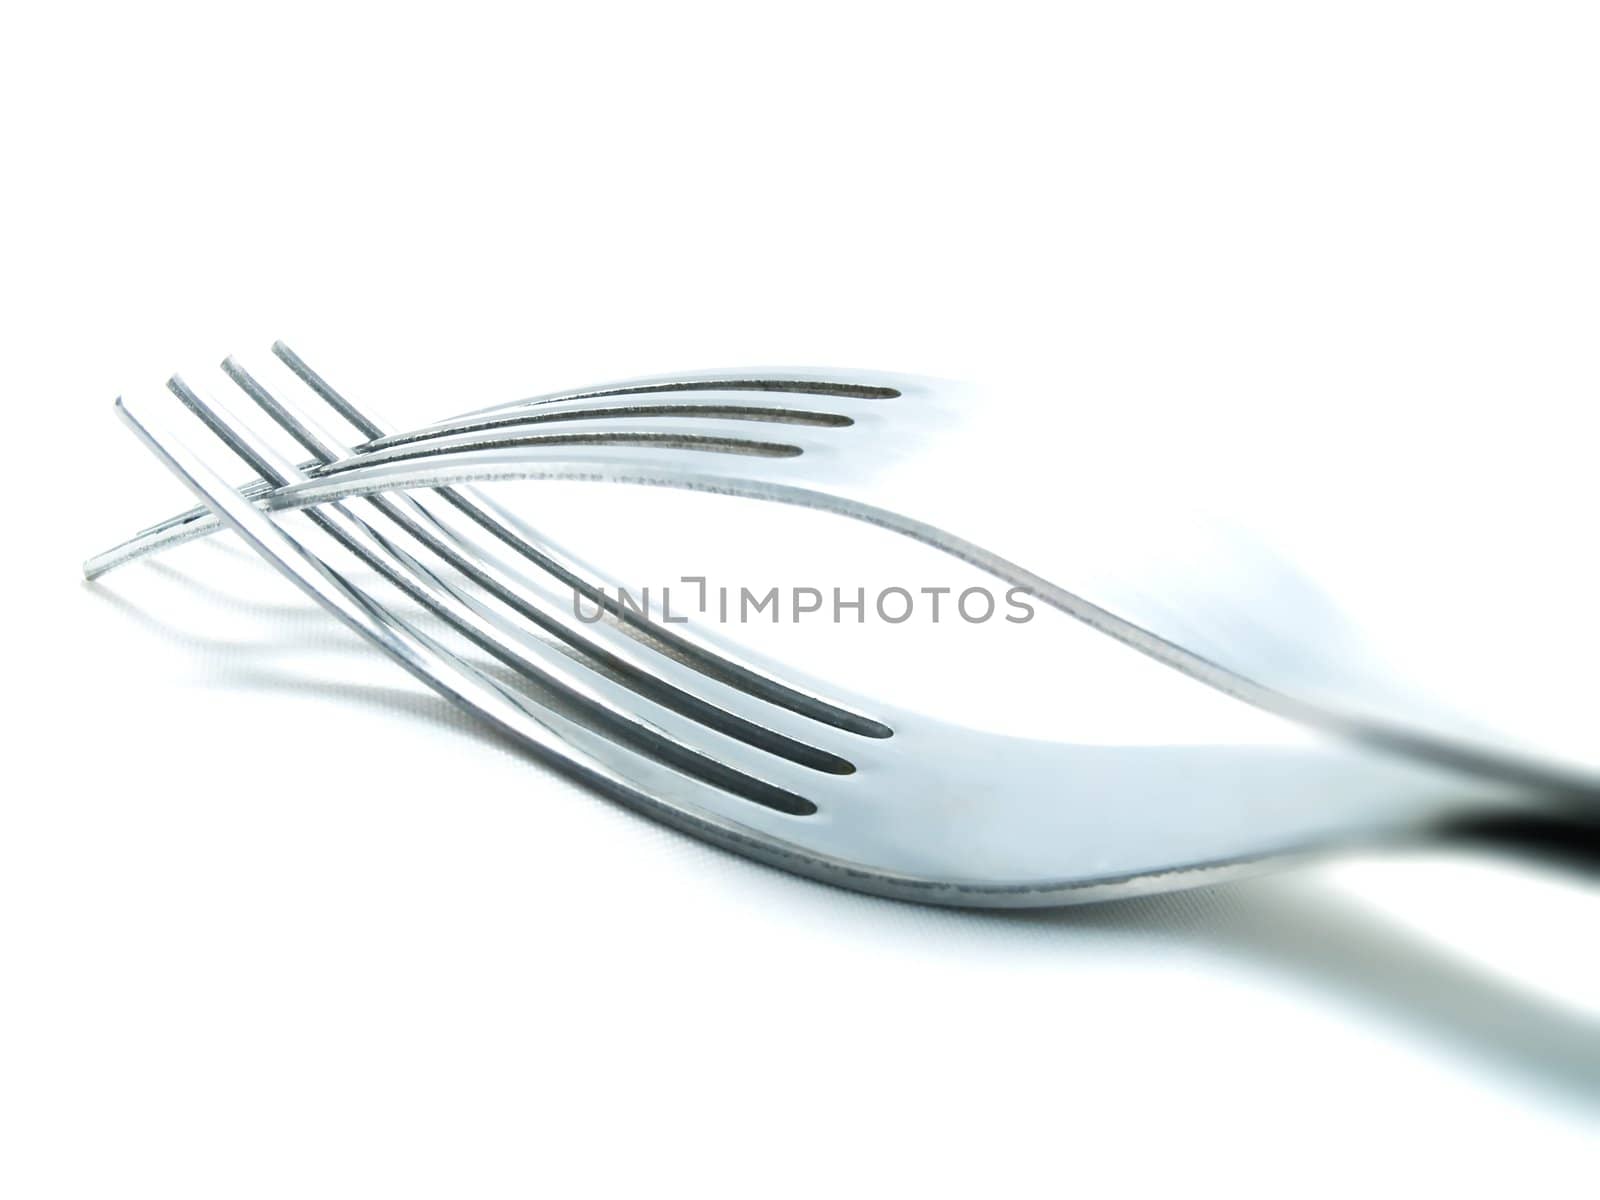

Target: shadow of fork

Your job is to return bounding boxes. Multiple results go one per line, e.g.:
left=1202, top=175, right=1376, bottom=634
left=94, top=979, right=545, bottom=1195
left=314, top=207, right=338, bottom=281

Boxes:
left=1038, top=871, right=1600, bottom=1107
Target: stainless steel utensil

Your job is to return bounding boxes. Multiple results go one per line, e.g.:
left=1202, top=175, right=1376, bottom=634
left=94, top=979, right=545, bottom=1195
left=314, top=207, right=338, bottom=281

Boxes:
left=100, top=358, right=1589, bottom=906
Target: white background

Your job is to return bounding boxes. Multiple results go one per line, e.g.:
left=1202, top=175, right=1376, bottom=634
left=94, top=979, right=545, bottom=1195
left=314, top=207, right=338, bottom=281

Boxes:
left=4, top=2, right=1599, bottom=1195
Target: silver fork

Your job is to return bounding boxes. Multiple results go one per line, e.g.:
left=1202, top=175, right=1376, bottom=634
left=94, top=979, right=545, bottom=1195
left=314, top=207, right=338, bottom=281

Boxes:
left=92, top=348, right=1600, bottom=795
left=108, top=369, right=1585, bottom=906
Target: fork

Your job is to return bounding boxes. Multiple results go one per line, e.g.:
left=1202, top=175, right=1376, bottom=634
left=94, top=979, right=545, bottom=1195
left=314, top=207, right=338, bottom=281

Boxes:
left=106, top=366, right=1588, bottom=906
left=91, top=346, right=1600, bottom=796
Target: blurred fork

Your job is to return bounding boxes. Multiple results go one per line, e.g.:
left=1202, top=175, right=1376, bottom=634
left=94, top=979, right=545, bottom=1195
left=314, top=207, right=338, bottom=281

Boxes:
left=90, top=345, right=1600, bottom=795
left=110, top=378, right=1586, bottom=906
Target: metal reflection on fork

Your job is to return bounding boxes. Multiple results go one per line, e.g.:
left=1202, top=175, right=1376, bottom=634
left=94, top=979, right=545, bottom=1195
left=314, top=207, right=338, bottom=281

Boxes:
left=95, top=346, right=1598, bottom=906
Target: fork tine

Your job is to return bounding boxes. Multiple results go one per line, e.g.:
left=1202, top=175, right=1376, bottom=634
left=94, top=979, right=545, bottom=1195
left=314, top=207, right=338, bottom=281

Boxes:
left=318, top=421, right=808, bottom=473
left=218, top=356, right=869, bottom=773
left=363, top=397, right=856, bottom=454
left=162, top=374, right=837, bottom=816
left=452, top=371, right=903, bottom=421
left=268, top=340, right=385, bottom=440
